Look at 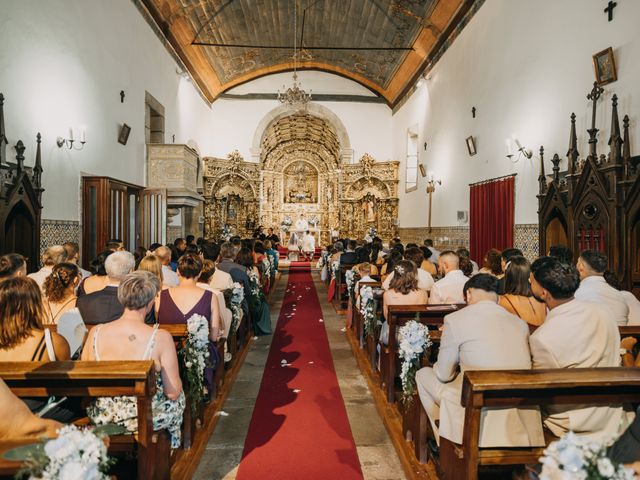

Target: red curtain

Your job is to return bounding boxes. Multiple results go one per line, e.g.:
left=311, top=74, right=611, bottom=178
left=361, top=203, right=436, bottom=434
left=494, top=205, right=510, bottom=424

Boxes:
left=469, top=176, right=515, bottom=264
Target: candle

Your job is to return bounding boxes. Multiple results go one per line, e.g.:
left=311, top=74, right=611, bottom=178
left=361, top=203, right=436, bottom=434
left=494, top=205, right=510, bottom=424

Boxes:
left=505, top=139, right=513, bottom=156
left=81, top=127, right=86, bottom=143
left=69, top=127, right=74, bottom=141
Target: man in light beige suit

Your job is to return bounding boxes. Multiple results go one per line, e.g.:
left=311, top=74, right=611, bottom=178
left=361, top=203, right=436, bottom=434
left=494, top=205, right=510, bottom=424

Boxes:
left=429, top=251, right=467, bottom=304
left=529, top=256, right=631, bottom=441
left=416, top=274, right=544, bottom=447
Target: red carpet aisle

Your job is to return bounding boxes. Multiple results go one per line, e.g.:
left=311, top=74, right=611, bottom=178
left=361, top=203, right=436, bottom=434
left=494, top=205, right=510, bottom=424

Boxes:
left=236, top=262, right=363, bottom=480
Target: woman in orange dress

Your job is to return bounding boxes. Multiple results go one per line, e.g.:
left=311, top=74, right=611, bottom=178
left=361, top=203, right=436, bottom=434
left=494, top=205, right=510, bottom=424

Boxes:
left=498, top=255, right=546, bottom=327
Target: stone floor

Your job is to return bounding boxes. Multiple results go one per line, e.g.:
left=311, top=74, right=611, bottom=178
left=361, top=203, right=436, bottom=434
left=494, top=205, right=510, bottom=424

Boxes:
left=193, top=269, right=406, bottom=480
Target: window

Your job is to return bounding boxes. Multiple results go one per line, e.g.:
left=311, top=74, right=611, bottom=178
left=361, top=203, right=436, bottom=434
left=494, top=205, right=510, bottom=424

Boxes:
left=405, top=127, right=419, bottom=192
left=145, top=92, right=165, bottom=144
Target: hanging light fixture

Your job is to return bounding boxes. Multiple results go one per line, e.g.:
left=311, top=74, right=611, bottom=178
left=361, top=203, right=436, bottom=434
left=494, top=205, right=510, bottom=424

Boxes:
left=277, top=0, right=312, bottom=111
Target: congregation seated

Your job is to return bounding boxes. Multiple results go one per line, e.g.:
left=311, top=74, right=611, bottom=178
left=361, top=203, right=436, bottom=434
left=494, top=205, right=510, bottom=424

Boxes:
left=197, top=259, right=233, bottom=339
left=62, top=241, right=92, bottom=281
left=382, top=247, right=434, bottom=293
left=42, top=262, right=80, bottom=325
left=0, top=253, right=27, bottom=279
left=0, top=378, right=60, bottom=440
left=340, top=240, right=358, bottom=265
left=416, top=273, right=543, bottom=448
left=82, top=270, right=186, bottom=449
left=28, top=245, right=67, bottom=289
left=529, top=256, right=631, bottom=440
left=478, top=248, right=503, bottom=277
left=79, top=250, right=112, bottom=295
left=77, top=251, right=134, bottom=325
left=429, top=251, right=467, bottom=304
left=156, top=253, right=222, bottom=341
left=380, top=260, right=428, bottom=345
left=235, top=247, right=272, bottom=335
left=498, top=255, right=546, bottom=327
left=605, top=270, right=640, bottom=325
left=156, top=245, right=179, bottom=287
left=575, top=249, right=629, bottom=326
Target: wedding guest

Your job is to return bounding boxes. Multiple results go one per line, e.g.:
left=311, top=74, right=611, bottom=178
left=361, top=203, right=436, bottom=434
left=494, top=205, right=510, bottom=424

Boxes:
left=429, top=251, right=468, bottom=304
left=456, top=247, right=479, bottom=275
left=419, top=247, right=438, bottom=276
left=105, top=239, right=125, bottom=251
left=79, top=250, right=112, bottom=296
left=424, top=239, right=440, bottom=263
left=416, top=274, right=542, bottom=448
left=202, top=243, right=234, bottom=291
left=77, top=251, right=135, bottom=325
left=355, top=262, right=376, bottom=297
left=217, top=242, right=250, bottom=305
left=529, top=256, right=628, bottom=441
left=133, top=246, right=148, bottom=269
left=174, top=238, right=187, bottom=258
left=137, top=254, right=165, bottom=286
left=156, top=245, right=179, bottom=287
left=197, top=260, right=232, bottom=339
left=380, top=250, right=403, bottom=282
left=380, top=260, right=428, bottom=344
left=62, top=242, right=92, bottom=280
left=264, top=240, right=279, bottom=278
left=604, top=270, right=640, bottom=326
left=42, top=263, right=80, bottom=325
left=28, top=245, right=67, bottom=288
left=575, top=250, right=629, bottom=326
left=479, top=248, right=503, bottom=277
left=156, top=254, right=222, bottom=341
left=548, top=245, right=574, bottom=265
left=235, top=247, right=272, bottom=335
left=498, top=248, right=524, bottom=294
left=498, top=256, right=546, bottom=327
left=82, top=271, right=185, bottom=449
left=0, top=253, right=27, bottom=279
left=340, top=240, right=358, bottom=265
left=382, top=247, right=434, bottom=292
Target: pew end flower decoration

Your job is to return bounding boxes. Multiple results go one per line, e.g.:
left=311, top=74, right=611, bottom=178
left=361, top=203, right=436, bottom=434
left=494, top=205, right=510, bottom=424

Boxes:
left=179, top=313, right=210, bottom=414
left=331, top=261, right=340, bottom=280
left=3, top=424, right=126, bottom=480
left=229, top=282, right=245, bottom=333
left=360, top=286, right=377, bottom=338
left=536, top=431, right=635, bottom=480
left=398, top=319, right=431, bottom=404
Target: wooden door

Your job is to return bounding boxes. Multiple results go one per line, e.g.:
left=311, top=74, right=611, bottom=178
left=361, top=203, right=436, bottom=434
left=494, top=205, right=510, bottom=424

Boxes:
left=544, top=217, right=568, bottom=254
left=139, top=188, right=166, bottom=248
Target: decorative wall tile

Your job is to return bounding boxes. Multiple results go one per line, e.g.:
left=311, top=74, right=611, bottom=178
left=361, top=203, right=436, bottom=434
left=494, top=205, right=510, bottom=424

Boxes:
left=514, top=224, right=539, bottom=261
left=40, top=219, right=81, bottom=256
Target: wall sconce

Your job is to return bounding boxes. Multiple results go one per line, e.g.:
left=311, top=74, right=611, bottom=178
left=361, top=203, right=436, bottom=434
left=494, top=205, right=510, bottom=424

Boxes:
left=505, top=135, right=532, bottom=162
left=57, top=127, right=86, bottom=151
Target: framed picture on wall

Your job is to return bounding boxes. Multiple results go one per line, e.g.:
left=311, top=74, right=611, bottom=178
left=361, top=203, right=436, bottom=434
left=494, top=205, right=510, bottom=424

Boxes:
left=118, top=123, right=131, bottom=145
left=593, top=47, right=617, bottom=86
left=466, top=136, right=477, bottom=156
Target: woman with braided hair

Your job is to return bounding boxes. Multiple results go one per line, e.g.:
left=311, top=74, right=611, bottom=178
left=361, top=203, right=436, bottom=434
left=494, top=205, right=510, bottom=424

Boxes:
left=42, top=262, right=80, bottom=325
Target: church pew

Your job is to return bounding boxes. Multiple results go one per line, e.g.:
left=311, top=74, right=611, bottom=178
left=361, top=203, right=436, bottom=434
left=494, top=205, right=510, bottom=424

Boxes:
left=351, top=280, right=382, bottom=350
left=381, top=304, right=466, bottom=404
left=333, top=263, right=357, bottom=310
left=445, top=368, right=640, bottom=480
left=620, top=325, right=640, bottom=340
left=0, top=361, right=168, bottom=479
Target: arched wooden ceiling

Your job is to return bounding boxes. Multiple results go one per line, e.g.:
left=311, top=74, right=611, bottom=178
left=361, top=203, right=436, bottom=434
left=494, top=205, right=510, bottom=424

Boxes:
left=140, top=0, right=479, bottom=107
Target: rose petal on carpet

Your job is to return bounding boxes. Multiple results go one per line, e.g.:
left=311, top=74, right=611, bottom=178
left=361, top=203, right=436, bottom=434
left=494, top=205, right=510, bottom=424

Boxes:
left=236, top=262, right=363, bottom=479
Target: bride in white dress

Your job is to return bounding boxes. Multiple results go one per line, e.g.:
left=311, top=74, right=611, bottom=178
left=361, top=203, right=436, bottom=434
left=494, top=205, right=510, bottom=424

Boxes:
left=287, top=232, right=300, bottom=261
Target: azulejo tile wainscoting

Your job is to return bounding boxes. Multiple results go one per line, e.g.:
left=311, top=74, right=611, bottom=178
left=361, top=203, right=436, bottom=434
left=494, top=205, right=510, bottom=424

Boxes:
left=399, top=224, right=539, bottom=261
left=40, top=219, right=81, bottom=256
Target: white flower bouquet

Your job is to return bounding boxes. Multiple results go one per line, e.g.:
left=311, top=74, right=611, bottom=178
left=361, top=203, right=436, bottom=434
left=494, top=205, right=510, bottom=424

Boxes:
left=230, top=282, right=245, bottom=333
left=179, top=313, right=210, bottom=413
left=331, top=260, right=340, bottom=280
left=345, top=269, right=359, bottom=305
left=248, top=270, right=261, bottom=297
left=221, top=224, right=232, bottom=241
left=537, top=431, right=635, bottom=480
left=3, top=424, right=125, bottom=480
left=360, top=286, right=377, bottom=338
left=281, top=216, right=293, bottom=233
left=364, top=226, right=377, bottom=243
left=398, top=319, right=432, bottom=403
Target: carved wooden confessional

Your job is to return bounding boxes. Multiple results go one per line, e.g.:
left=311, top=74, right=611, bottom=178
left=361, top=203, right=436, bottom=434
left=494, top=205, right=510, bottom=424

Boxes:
left=0, top=93, right=44, bottom=272
left=538, top=82, right=640, bottom=295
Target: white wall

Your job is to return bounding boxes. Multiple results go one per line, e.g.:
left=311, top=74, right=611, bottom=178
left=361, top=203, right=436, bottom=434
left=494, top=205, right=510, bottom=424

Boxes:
left=209, top=71, right=393, bottom=163
left=393, top=0, right=640, bottom=228
left=0, top=0, right=213, bottom=222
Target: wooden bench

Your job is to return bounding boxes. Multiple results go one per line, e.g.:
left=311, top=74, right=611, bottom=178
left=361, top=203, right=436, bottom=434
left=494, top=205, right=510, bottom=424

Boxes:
left=431, top=368, right=640, bottom=480
left=333, top=263, right=357, bottom=310
left=0, top=361, right=169, bottom=479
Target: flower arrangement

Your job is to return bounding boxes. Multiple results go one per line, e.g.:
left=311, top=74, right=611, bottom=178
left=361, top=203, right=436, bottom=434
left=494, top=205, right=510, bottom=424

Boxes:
left=281, top=216, right=293, bottom=233
left=221, top=224, right=232, bottom=241
left=360, top=286, right=377, bottom=338
left=230, top=282, right=245, bottom=333
left=3, top=424, right=125, bottom=480
left=179, top=313, right=210, bottom=414
left=537, top=432, right=635, bottom=480
left=261, top=257, right=272, bottom=279
left=345, top=269, right=359, bottom=306
left=309, top=216, right=319, bottom=227
left=398, top=318, right=432, bottom=403
left=331, top=260, right=340, bottom=280
left=364, top=226, right=377, bottom=243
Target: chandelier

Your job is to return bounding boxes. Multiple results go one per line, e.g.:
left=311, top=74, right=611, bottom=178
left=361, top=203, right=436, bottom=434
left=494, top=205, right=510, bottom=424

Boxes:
left=277, top=0, right=311, bottom=110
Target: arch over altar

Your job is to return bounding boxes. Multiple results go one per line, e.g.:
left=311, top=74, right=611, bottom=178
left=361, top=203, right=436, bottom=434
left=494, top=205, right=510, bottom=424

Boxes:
left=202, top=108, right=399, bottom=243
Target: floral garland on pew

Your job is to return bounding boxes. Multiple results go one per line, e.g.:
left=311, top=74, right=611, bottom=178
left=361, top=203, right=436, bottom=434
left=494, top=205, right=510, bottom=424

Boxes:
left=398, top=318, right=432, bottom=404
left=360, top=286, right=377, bottom=338
left=179, top=313, right=210, bottom=414
left=4, top=424, right=126, bottom=480
left=345, top=269, right=359, bottom=306
left=230, top=282, right=245, bottom=333
left=536, top=431, right=634, bottom=479
left=331, top=260, right=340, bottom=280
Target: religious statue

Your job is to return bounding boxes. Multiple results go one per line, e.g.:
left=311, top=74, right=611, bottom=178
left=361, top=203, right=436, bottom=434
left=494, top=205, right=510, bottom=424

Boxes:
left=362, top=196, right=376, bottom=223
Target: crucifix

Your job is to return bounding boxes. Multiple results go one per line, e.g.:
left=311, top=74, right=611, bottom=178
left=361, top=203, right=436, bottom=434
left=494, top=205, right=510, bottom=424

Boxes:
left=586, top=81, right=604, bottom=156
left=604, top=1, right=617, bottom=21
left=426, top=174, right=441, bottom=233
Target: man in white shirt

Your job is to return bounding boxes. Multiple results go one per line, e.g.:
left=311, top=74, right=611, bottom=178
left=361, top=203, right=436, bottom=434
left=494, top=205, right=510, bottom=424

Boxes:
left=295, top=213, right=309, bottom=233
left=416, top=274, right=543, bottom=447
left=424, top=239, right=440, bottom=263
left=575, top=250, right=629, bottom=326
left=28, top=245, right=67, bottom=288
left=383, top=247, right=434, bottom=292
left=529, top=256, right=629, bottom=441
left=429, top=251, right=467, bottom=304
left=301, top=230, right=316, bottom=261
left=155, top=245, right=179, bottom=287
